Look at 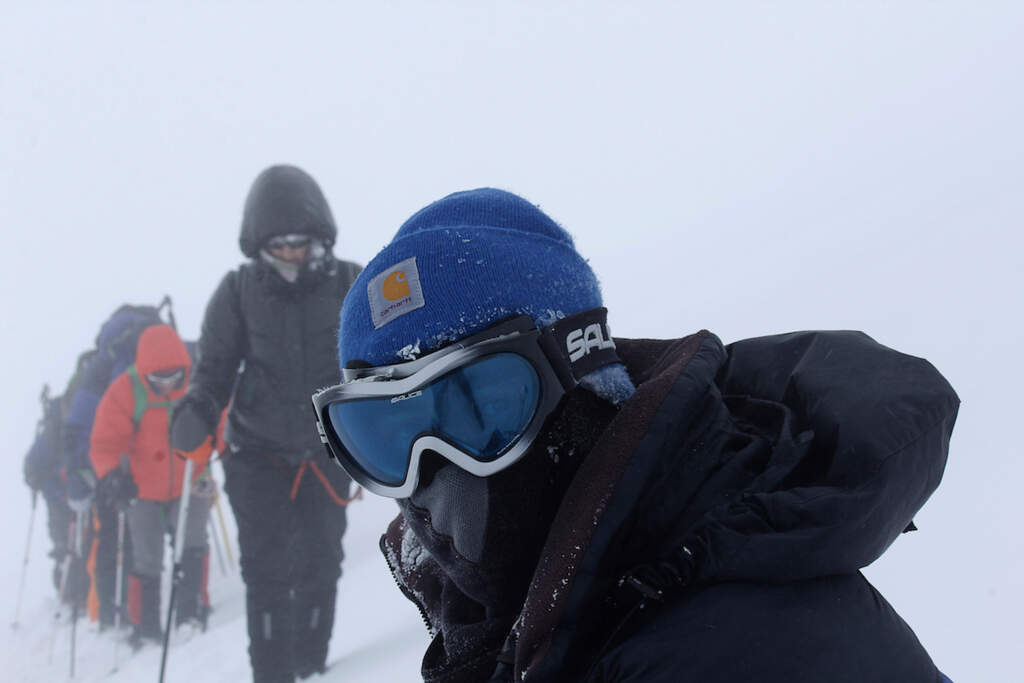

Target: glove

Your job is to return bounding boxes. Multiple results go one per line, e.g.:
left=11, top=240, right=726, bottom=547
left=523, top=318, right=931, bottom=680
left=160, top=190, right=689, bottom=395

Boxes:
left=65, top=467, right=97, bottom=502
left=170, top=396, right=217, bottom=453
left=174, top=434, right=214, bottom=464
left=96, top=468, right=138, bottom=508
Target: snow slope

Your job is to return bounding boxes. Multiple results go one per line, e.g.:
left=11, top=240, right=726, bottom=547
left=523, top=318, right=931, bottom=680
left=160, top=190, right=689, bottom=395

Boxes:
left=0, top=465, right=426, bottom=682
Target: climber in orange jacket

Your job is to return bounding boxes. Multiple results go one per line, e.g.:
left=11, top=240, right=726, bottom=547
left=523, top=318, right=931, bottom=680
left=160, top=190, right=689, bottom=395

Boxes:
left=90, top=324, right=212, bottom=646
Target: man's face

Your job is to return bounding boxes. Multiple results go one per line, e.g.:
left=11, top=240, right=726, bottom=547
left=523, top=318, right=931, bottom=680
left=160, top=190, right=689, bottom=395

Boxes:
left=145, top=368, right=185, bottom=397
left=266, top=234, right=312, bottom=264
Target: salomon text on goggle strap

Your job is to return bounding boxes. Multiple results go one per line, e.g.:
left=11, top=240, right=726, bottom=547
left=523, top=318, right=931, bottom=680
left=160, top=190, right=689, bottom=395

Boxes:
left=311, top=308, right=620, bottom=498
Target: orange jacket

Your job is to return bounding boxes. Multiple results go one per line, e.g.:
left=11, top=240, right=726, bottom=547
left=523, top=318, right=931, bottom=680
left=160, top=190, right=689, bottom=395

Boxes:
left=90, top=325, right=205, bottom=501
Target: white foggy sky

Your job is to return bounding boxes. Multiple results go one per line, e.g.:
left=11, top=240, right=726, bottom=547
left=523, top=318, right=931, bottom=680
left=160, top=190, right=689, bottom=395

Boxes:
left=1, top=3, right=1022, bottom=680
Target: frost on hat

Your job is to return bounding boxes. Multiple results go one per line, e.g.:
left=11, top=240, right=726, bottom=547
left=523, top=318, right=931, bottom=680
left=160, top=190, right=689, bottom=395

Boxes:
left=339, top=188, right=635, bottom=403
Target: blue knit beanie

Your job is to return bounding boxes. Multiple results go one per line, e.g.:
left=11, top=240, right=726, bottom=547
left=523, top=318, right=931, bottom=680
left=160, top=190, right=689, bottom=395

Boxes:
left=339, top=188, right=635, bottom=404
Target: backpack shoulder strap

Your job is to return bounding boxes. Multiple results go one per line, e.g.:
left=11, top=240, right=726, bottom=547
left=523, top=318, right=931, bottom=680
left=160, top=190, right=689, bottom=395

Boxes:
left=126, top=365, right=149, bottom=428
left=126, top=365, right=176, bottom=431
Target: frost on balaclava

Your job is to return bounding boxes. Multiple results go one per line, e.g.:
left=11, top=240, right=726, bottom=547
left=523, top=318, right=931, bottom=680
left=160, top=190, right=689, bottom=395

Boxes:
left=259, top=238, right=331, bottom=284
left=338, top=188, right=634, bottom=619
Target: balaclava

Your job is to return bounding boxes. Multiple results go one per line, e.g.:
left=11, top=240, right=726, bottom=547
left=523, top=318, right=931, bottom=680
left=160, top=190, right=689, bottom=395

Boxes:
left=338, top=188, right=634, bottom=616
left=258, top=238, right=330, bottom=284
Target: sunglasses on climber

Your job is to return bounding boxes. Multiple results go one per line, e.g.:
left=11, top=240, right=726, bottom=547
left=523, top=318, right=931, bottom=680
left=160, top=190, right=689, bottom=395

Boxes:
left=145, top=368, right=185, bottom=394
left=266, top=234, right=312, bottom=250
left=312, top=308, right=621, bottom=498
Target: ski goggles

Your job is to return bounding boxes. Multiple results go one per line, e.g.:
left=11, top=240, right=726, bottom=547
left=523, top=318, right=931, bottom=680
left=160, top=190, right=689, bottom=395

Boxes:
left=145, top=368, right=185, bottom=394
left=312, top=308, right=620, bottom=498
left=266, top=234, right=313, bottom=250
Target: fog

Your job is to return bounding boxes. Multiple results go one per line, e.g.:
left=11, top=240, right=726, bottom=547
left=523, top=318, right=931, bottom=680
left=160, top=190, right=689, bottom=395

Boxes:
left=2, top=3, right=1021, bottom=680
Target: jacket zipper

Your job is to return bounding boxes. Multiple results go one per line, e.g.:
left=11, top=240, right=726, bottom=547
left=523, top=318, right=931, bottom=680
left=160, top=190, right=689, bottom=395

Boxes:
left=380, top=536, right=435, bottom=639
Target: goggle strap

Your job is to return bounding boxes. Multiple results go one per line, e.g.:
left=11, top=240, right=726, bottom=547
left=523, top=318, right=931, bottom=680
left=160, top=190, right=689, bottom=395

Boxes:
left=538, top=307, right=621, bottom=388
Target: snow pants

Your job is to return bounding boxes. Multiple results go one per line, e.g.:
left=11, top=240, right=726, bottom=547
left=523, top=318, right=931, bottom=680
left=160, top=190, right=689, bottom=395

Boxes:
left=223, top=451, right=350, bottom=683
left=44, top=497, right=73, bottom=592
left=93, top=498, right=132, bottom=626
left=45, top=496, right=71, bottom=561
left=126, top=494, right=210, bottom=630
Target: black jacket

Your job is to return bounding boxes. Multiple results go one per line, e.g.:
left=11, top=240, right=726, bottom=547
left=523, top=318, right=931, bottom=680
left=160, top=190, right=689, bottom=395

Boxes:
left=178, top=166, right=362, bottom=463
left=384, top=330, right=959, bottom=682
left=187, top=258, right=361, bottom=462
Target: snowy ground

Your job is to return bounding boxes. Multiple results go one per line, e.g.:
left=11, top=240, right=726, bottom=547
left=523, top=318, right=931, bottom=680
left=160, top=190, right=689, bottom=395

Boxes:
left=0, top=464, right=426, bottom=683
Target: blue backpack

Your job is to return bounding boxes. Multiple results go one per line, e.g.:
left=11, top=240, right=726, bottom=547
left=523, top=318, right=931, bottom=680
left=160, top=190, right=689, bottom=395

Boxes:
left=62, top=298, right=176, bottom=499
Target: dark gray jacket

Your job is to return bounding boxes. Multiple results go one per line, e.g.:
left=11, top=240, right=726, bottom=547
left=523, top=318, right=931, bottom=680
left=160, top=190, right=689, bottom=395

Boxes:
left=177, top=166, right=362, bottom=463
left=189, top=257, right=361, bottom=463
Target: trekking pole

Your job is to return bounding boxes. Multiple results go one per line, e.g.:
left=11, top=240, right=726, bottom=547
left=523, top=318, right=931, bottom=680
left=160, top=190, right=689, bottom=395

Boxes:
left=201, top=472, right=227, bottom=576
left=11, top=490, right=38, bottom=629
left=213, top=490, right=234, bottom=569
left=69, top=506, right=88, bottom=679
left=47, top=553, right=72, bottom=664
left=159, top=458, right=194, bottom=683
left=211, top=468, right=235, bottom=569
left=208, top=518, right=227, bottom=576
left=111, top=507, right=126, bottom=672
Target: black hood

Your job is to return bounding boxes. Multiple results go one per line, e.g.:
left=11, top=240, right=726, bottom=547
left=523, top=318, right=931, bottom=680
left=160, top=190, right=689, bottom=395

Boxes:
left=239, top=165, right=337, bottom=258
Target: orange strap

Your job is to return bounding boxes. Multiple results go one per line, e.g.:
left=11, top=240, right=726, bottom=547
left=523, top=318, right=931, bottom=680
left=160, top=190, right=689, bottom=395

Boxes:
left=289, top=460, right=363, bottom=507
left=309, top=461, right=363, bottom=506
left=289, top=461, right=308, bottom=500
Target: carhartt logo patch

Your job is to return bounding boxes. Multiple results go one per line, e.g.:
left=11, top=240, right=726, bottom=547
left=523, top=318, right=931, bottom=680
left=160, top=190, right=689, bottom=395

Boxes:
left=382, top=271, right=411, bottom=301
left=368, top=257, right=425, bottom=329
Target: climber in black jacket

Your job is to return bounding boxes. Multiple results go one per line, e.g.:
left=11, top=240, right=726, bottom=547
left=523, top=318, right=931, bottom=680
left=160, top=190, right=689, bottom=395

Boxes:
left=314, top=188, right=958, bottom=682
left=171, top=165, right=361, bottom=683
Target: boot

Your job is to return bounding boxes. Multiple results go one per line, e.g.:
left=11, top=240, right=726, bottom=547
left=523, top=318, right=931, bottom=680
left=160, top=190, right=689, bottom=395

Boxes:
left=127, top=574, right=162, bottom=648
left=246, top=587, right=294, bottom=683
left=172, top=548, right=209, bottom=644
left=65, top=555, right=90, bottom=610
left=175, top=548, right=206, bottom=628
left=292, top=585, right=336, bottom=679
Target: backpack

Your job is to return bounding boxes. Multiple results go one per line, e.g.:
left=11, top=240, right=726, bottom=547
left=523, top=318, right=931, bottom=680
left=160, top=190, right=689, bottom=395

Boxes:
left=96, top=297, right=176, bottom=380
left=62, top=297, right=178, bottom=498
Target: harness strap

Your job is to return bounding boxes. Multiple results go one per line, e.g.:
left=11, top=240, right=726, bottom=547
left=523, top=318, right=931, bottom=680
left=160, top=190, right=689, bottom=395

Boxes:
left=309, top=461, right=363, bottom=506
left=289, top=460, right=363, bottom=506
left=289, top=461, right=308, bottom=501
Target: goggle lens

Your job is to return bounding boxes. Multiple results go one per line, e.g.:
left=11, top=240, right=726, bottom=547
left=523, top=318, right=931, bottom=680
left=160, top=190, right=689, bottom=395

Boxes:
left=327, top=353, right=541, bottom=485
left=267, top=234, right=312, bottom=250
left=145, top=368, right=185, bottom=393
